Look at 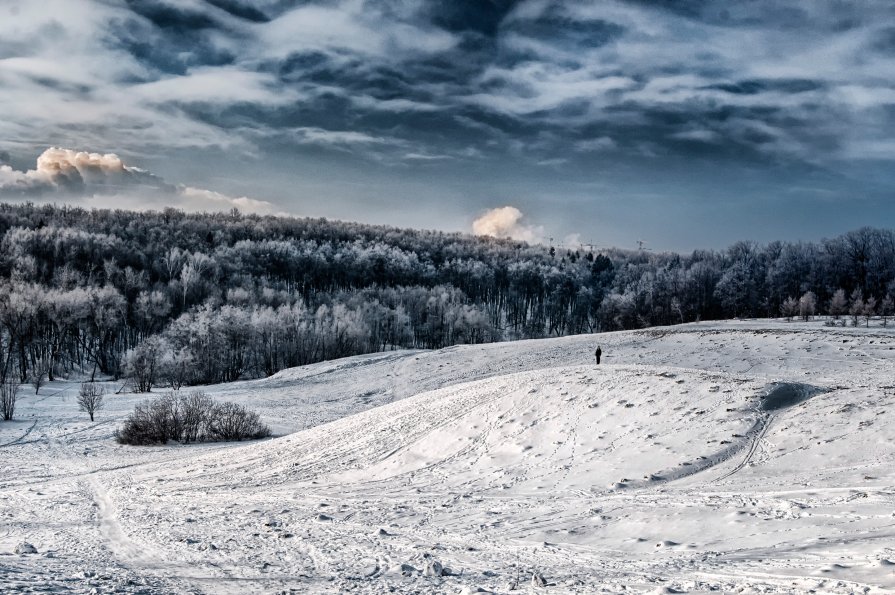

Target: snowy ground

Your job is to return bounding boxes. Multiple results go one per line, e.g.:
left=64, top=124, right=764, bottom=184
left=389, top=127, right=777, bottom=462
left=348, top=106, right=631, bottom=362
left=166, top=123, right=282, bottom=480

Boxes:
left=3, top=319, right=895, bottom=593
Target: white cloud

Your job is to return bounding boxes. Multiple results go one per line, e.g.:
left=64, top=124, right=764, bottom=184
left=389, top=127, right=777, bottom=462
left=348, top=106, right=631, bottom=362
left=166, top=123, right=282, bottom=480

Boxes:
left=671, top=129, right=720, bottom=143
left=472, top=206, right=545, bottom=243
left=177, top=187, right=279, bottom=214
left=563, top=233, right=584, bottom=248
left=536, top=158, right=568, bottom=167
left=467, top=63, right=636, bottom=116
left=258, top=1, right=458, bottom=60
left=403, top=152, right=452, bottom=161
left=292, top=127, right=400, bottom=147
left=574, top=137, right=617, bottom=152
left=129, top=69, right=297, bottom=106
left=0, top=147, right=278, bottom=215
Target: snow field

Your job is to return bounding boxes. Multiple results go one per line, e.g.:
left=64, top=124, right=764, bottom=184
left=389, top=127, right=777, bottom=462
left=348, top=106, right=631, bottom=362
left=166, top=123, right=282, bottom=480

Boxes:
left=2, top=320, right=895, bottom=593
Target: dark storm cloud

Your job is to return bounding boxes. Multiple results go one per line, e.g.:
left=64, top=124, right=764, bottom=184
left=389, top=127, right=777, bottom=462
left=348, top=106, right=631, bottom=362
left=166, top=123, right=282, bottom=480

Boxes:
left=429, top=0, right=522, bottom=36
left=7, top=0, right=891, bottom=164
left=203, top=0, right=271, bottom=23
left=705, top=79, right=825, bottom=96
left=2, top=0, right=895, bottom=248
left=107, top=2, right=244, bottom=77
left=124, top=0, right=218, bottom=31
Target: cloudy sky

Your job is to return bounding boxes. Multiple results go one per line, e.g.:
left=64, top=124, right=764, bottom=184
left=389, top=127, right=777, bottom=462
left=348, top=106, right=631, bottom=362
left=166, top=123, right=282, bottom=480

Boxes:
left=1, top=0, right=894, bottom=250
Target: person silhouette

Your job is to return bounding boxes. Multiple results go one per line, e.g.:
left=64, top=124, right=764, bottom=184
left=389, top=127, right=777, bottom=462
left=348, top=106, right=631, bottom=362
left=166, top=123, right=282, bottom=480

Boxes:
left=595, top=345, right=602, bottom=365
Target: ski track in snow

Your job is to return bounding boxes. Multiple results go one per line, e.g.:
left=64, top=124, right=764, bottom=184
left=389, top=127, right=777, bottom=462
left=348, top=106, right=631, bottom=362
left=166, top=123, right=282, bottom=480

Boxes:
left=3, top=320, right=895, bottom=593
left=89, top=477, right=157, bottom=568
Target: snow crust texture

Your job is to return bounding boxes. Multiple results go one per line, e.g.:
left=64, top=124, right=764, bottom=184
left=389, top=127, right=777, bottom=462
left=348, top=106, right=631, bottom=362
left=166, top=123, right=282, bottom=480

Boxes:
left=2, top=320, right=895, bottom=593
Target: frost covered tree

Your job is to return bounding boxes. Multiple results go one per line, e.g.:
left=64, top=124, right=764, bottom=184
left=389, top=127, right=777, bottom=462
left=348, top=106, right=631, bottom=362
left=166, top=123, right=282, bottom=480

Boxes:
left=863, top=296, right=877, bottom=328
left=3, top=204, right=895, bottom=388
left=124, top=336, right=170, bottom=392
left=879, top=295, right=894, bottom=327
left=134, top=290, right=172, bottom=337
left=798, top=291, right=817, bottom=322
left=849, top=289, right=864, bottom=327
left=714, top=260, right=758, bottom=318
left=780, top=297, right=798, bottom=321
left=828, top=289, right=848, bottom=320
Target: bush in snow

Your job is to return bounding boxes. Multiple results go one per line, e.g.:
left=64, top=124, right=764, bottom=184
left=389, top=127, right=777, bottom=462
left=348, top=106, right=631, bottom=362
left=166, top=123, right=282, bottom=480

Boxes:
left=116, top=391, right=269, bottom=445
left=205, top=401, right=270, bottom=442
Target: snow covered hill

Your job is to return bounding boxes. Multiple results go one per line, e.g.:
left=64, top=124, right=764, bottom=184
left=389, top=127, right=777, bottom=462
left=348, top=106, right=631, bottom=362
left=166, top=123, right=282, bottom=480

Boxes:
left=3, top=320, right=895, bottom=593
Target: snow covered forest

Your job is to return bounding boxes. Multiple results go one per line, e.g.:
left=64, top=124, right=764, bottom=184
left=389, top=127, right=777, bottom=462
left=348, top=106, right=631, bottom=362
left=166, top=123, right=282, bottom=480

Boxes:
left=0, top=202, right=892, bottom=389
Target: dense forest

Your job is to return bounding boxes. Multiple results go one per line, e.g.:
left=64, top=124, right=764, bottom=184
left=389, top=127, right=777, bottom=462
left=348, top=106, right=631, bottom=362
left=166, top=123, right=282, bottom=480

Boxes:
left=0, top=202, right=892, bottom=390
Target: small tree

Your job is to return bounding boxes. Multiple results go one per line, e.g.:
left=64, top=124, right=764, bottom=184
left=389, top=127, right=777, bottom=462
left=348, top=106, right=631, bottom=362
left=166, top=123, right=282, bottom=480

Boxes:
left=670, top=297, right=685, bottom=324
left=863, top=296, right=877, bottom=328
left=849, top=288, right=864, bottom=327
left=77, top=382, right=105, bottom=422
left=880, top=295, right=894, bottom=327
left=780, top=296, right=798, bottom=321
left=30, top=358, right=49, bottom=395
left=829, top=289, right=848, bottom=321
left=798, top=291, right=817, bottom=322
left=0, top=381, right=18, bottom=421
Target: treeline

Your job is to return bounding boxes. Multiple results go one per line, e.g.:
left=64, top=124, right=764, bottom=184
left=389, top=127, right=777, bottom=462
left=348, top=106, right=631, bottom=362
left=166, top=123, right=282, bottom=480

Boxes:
left=0, top=202, right=892, bottom=389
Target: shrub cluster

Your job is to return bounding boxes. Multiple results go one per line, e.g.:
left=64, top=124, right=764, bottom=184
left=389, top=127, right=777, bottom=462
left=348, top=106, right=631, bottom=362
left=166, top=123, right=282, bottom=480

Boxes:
left=116, top=391, right=270, bottom=445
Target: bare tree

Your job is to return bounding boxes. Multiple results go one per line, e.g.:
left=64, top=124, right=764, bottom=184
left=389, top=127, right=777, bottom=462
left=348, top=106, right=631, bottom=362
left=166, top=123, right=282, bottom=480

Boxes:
left=77, top=382, right=105, bottom=422
left=0, top=381, right=18, bottom=421
left=30, top=357, right=49, bottom=394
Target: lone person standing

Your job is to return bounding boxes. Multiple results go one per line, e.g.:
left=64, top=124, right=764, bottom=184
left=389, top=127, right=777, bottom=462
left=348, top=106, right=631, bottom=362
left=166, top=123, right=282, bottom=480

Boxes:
left=595, top=345, right=602, bottom=365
